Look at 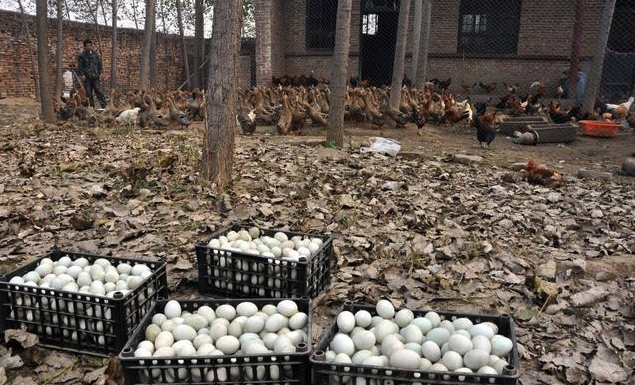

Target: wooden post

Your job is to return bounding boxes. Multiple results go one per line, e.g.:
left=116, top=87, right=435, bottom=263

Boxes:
left=411, top=0, right=423, bottom=81
left=583, top=0, right=616, bottom=113
left=568, top=0, right=585, bottom=103
left=414, top=0, right=431, bottom=89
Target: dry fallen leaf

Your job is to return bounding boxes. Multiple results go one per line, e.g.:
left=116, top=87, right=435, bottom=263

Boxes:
left=3, top=329, right=38, bottom=349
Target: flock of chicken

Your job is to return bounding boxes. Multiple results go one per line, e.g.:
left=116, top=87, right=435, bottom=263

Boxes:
left=56, top=88, right=205, bottom=128
left=55, top=77, right=635, bottom=150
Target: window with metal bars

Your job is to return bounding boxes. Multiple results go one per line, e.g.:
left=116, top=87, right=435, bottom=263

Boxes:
left=458, top=0, right=522, bottom=55
left=306, top=0, right=338, bottom=51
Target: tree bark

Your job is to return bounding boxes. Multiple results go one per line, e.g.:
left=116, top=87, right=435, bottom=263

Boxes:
left=568, top=0, right=585, bottom=104
left=326, top=0, right=353, bottom=148
left=255, top=0, right=272, bottom=87
left=389, top=0, right=411, bottom=109
left=17, top=0, right=39, bottom=101
left=150, top=11, right=158, bottom=90
left=201, top=0, right=242, bottom=188
left=54, top=0, right=63, bottom=102
left=36, top=0, right=55, bottom=122
left=176, top=0, right=190, bottom=89
left=138, top=0, right=156, bottom=90
left=582, top=0, right=616, bottom=113
left=193, top=0, right=205, bottom=89
left=410, top=0, right=422, bottom=82
left=414, top=0, right=431, bottom=88
left=110, top=0, right=118, bottom=90
left=84, top=0, right=104, bottom=59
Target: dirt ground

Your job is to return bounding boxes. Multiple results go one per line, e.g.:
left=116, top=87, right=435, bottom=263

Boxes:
left=0, top=97, right=634, bottom=385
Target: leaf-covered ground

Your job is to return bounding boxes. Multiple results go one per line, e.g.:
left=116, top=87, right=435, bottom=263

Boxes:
left=0, top=99, right=634, bottom=384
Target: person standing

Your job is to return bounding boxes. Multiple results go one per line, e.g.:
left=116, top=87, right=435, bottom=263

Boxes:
left=77, top=39, right=107, bottom=108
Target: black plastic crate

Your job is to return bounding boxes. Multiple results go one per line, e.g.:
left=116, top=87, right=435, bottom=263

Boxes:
left=0, top=249, right=168, bottom=356
left=120, top=298, right=312, bottom=385
left=311, top=303, right=520, bottom=385
left=195, top=224, right=333, bottom=298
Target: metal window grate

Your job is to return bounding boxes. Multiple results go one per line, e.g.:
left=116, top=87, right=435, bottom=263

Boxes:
left=306, top=0, right=338, bottom=51
left=458, top=0, right=521, bottom=55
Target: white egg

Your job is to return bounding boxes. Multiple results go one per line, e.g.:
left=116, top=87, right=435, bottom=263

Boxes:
left=216, top=335, right=240, bottom=354
left=297, top=247, right=311, bottom=258
left=374, top=320, right=399, bottom=343
left=404, top=342, right=422, bottom=355
left=89, top=281, right=105, bottom=295
left=173, top=324, right=197, bottom=341
left=208, top=238, right=221, bottom=248
left=421, top=340, right=441, bottom=362
left=216, top=304, right=237, bottom=321
left=94, top=258, right=111, bottom=268
left=153, top=346, right=175, bottom=357
left=376, top=300, right=395, bottom=319
left=134, top=347, right=152, bottom=357
left=270, top=247, right=282, bottom=258
left=145, top=324, right=161, bottom=342
left=352, top=330, right=376, bottom=351
left=492, top=357, right=509, bottom=374
left=354, top=310, right=372, bottom=328
left=35, top=264, right=53, bottom=277
left=196, top=306, right=216, bottom=323
left=227, top=321, right=243, bottom=337
left=442, top=351, right=463, bottom=370
left=74, top=271, right=91, bottom=288
left=104, top=282, right=116, bottom=293
left=288, top=312, right=308, bottom=330
left=420, top=358, right=433, bottom=370
left=308, top=242, right=320, bottom=254
left=428, top=363, right=448, bottom=372
left=74, top=257, right=89, bottom=268
left=330, top=333, right=355, bottom=356
left=248, top=227, right=260, bottom=239
left=482, top=322, right=499, bottom=334
left=185, top=314, right=208, bottom=331
left=439, top=320, right=455, bottom=333
left=244, top=316, right=266, bottom=333
left=400, top=324, right=424, bottom=344
left=115, top=280, right=128, bottom=291
left=426, top=327, right=451, bottom=346
left=463, top=349, right=490, bottom=370
left=236, top=302, right=258, bottom=317
left=472, top=335, right=492, bottom=353
left=262, top=333, right=278, bottom=349
left=90, top=265, right=105, bottom=281
left=448, top=334, right=473, bottom=355
left=227, top=231, right=239, bottom=241
left=277, top=300, right=298, bottom=317
left=137, top=340, right=155, bottom=354
left=53, top=266, right=68, bottom=275
left=164, top=300, right=182, bottom=319
left=273, top=232, right=288, bottom=242
left=131, top=264, right=150, bottom=276
left=197, top=343, right=216, bottom=356
left=209, top=322, right=228, bottom=341
left=57, top=256, right=73, bottom=267
left=469, top=324, right=495, bottom=339
left=337, top=311, right=356, bottom=333
left=352, top=350, right=374, bottom=365
left=453, top=329, right=472, bottom=339
left=23, top=271, right=40, bottom=283
left=424, top=312, right=441, bottom=328
left=390, top=349, right=421, bottom=369
left=381, top=335, right=404, bottom=357
left=152, top=313, right=167, bottom=327
left=265, top=314, right=288, bottom=332
left=127, top=276, right=142, bottom=289
left=104, top=270, right=119, bottom=283
left=491, top=335, right=513, bottom=357
left=452, top=317, right=474, bottom=331
left=395, top=309, right=415, bottom=328
left=63, top=282, right=79, bottom=292
left=477, top=366, right=498, bottom=375
left=286, top=330, right=306, bottom=346
left=154, top=331, right=175, bottom=349
left=362, top=356, right=385, bottom=367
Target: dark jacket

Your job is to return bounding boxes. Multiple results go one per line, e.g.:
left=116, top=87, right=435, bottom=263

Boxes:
left=78, top=49, right=103, bottom=79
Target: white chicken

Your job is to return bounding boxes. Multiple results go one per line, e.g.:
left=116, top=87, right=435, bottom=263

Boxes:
left=605, top=96, right=634, bottom=112
left=116, top=108, right=141, bottom=124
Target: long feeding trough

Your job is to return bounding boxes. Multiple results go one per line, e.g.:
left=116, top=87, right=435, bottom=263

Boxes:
left=498, top=116, right=549, bottom=136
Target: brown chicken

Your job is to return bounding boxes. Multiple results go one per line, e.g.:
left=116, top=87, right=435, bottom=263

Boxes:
left=524, top=160, right=564, bottom=188
left=627, top=114, right=635, bottom=131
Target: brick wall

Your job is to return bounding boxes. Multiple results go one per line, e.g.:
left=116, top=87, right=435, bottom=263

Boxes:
left=0, top=10, right=254, bottom=98
left=272, top=0, right=605, bottom=93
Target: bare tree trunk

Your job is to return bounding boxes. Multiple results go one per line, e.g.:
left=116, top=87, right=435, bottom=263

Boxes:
left=85, top=0, right=104, bottom=58
left=131, top=1, right=139, bottom=29
left=54, top=0, right=64, bottom=102
left=568, top=0, right=585, bottom=104
left=193, top=0, right=205, bottom=89
left=138, top=0, right=156, bottom=90
left=389, top=0, right=411, bottom=109
left=414, top=0, right=431, bottom=88
left=326, top=0, right=353, bottom=148
left=582, top=0, right=616, bottom=113
left=255, top=0, right=272, bottom=87
left=110, top=0, right=118, bottom=90
left=411, top=0, right=422, bottom=81
left=98, top=0, right=108, bottom=26
left=202, top=0, right=242, bottom=188
left=36, top=0, right=55, bottom=122
left=17, top=0, right=39, bottom=101
left=150, top=11, right=158, bottom=90
left=63, top=0, right=71, bottom=19
left=176, top=0, right=190, bottom=89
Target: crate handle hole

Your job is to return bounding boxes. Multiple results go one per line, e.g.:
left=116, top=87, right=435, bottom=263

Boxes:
left=503, top=365, right=516, bottom=375
left=121, top=347, right=134, bottom=357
